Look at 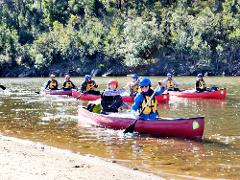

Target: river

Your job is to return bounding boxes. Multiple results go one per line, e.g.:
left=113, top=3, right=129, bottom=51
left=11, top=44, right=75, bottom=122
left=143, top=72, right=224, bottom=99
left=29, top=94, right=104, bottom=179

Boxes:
left=0, top=77, right=240, bottom=179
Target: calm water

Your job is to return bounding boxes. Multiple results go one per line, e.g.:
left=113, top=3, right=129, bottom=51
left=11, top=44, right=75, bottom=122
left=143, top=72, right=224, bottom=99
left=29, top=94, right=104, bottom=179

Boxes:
left=0, top=77, right=240, bottom=179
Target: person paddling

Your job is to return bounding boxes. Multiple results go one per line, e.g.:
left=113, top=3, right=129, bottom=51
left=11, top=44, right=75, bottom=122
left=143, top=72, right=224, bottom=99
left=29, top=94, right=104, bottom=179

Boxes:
left=80, top=75, right=100, bottom=95
left=131, top=78, right=165, bottom=120
left=44, top=73, right=59, bottom=90
left=101, top=80, right=126, bottom=113
left=196, top=73, right=207, bottom=92
left=162, top=73, right=179, bottom=91
left=128, top=74, right=140, bottom=97
left=62, top=73, right=76, bottom=90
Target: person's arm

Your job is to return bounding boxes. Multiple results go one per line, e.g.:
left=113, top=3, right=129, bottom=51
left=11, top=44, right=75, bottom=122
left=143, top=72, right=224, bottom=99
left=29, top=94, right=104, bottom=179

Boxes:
left=93, top=80, right=98, bottom=88
left=80, top=82, right=86, bottom=92
left=56, top=80, right=59, bottom=89
left=44, top=80, right=50, bottom=89
left=131, top=94, right=143, bottom=118
left=62, top=81, right=66, bottom=88
left=161, top=79, right=167, bottom=88
left=173, top=80, right=179, bottom=87
left=71, top=81, right=76, bottom=89
left=155, top=86, right=165, bottom=96
left=196, top=80, right=200, bottom=89
left=103, top=88, right=126, bottom=96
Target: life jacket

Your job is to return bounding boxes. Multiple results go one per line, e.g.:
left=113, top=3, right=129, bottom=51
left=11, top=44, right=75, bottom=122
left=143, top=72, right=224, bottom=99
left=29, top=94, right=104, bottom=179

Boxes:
left=167, top=80, right=174, bottom=88
left=199, top=80, right=206, bottom=89
left=140, top=92, right=158, bottom=115
left=131, top=84, right=139, bottom=93
left=49, top=80, right=57, bottom=89
left=64, top=81, right=74, bottom=88
left=86, top=81, right=96, bottom=90
left=101, top=93, right=122, bottom=112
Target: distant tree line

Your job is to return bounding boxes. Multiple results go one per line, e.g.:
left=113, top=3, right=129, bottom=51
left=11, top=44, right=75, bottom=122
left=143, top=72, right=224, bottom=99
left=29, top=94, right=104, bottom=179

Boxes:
left=0, top=0, right=239, bottom=76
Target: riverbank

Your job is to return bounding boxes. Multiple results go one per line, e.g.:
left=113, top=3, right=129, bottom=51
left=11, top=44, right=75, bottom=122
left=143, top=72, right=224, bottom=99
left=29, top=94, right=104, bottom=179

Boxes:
left=0, top=135, right=163, bottom=180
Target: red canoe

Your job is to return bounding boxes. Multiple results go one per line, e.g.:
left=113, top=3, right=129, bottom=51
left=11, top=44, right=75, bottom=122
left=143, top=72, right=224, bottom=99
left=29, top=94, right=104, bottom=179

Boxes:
left=122, top=93, right=169, bottom=103
left=170, top=88, right=227, bottom=99
left=78, top=107, right=204, bottom=140
left=43, top=89, right=72, bottom=96
left=72, top=90, right=169, bottom=103
left=72, top=90, right=101, bottom=101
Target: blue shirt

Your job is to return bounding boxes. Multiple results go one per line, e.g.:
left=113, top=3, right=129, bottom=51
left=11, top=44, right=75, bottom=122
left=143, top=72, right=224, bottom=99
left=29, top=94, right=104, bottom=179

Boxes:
left=131, top=87, right=165, bottom=120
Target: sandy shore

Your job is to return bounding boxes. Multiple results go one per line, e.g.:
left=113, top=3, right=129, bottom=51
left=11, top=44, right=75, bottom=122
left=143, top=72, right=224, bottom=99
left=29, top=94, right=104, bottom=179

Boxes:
left=0, top=135, right=163, bottom=180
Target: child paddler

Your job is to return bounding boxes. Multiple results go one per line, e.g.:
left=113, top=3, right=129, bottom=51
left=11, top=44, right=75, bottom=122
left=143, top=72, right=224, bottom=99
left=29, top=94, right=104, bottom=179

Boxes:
left=101, top=79, right=126, bottom=113
left=196, top=73, right=207, bottom=92
left=131, top=77, right=165, bottom=121
left=80, top=75, right=100, bottom=95
left=62, top=73, right=76, bottom=90
left=44, top=73, right=59, bottom=90
left=162, top=73, right=179, bottom=91
left=128, top=74, right=140, bottom=97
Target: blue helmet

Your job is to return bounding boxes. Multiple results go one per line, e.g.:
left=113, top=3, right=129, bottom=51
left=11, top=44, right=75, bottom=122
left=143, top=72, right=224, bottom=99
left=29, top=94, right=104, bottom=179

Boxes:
left=85, top=74, right=92, bottom=81
left=167, top=73, right=172, bottom=77
left=139, top=77, right=151, bottom=87
left=131, top=74, right=138, bottom=79
left=197, top=73, right=203, bottom=77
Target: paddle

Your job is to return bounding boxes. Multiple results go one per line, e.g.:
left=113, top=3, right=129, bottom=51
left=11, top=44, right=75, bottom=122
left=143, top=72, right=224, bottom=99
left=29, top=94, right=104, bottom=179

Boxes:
left=0, top=85, right=6, bottom=90
left=123, top=85, right=160, bottom=134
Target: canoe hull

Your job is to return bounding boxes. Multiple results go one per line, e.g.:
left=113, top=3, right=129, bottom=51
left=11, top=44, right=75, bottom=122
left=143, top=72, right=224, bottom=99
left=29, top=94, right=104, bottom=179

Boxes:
left=78, top=107, right=204, bottom=140
left=122, top=93, right=170, bottom=103
left=72, top=90, right=169, bottom=103
left=43, top=89, right=72, bottom=96
left=170, top=88, right=227, bottom=99
left=72, top=90, right=101, bottom=101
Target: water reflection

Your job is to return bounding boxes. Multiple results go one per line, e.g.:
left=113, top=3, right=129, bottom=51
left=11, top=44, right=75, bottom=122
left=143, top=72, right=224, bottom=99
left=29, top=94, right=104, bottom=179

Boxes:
left=0, top=77, right=240, bottom=179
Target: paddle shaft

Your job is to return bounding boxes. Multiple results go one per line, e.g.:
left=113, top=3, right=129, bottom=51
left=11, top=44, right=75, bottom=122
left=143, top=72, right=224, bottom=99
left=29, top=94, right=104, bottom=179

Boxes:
left=124, top=86, right=160, bottom=133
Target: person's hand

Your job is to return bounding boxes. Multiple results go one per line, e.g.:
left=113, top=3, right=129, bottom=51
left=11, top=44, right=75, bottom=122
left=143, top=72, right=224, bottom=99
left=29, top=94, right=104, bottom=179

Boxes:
left=118, top=107, right=123, bottom=112
left=134, top=114, right=139, bottom=120
left=132, top=111, right=139, bottom=119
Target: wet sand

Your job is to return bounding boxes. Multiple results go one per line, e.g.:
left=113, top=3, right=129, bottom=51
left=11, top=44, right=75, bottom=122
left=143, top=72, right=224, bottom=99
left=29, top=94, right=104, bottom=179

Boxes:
left=0, top=135, right=163, bottom=180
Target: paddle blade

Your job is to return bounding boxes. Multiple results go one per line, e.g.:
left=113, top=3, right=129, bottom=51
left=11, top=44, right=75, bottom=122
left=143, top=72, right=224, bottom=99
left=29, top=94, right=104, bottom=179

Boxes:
left=123, top=120, right=137, bottom=134
left=0, top=85, right=6, bottom=90
left=123, top=124, right=135, bottom=134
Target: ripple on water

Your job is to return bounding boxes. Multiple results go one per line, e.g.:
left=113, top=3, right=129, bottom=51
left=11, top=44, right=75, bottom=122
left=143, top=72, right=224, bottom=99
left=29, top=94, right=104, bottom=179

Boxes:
left=1, top=77, right=240, bottom=179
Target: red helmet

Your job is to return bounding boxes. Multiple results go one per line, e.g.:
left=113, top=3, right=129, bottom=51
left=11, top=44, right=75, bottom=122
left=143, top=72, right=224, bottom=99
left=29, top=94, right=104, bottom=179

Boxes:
left=108, top=79, right=118, bottom=87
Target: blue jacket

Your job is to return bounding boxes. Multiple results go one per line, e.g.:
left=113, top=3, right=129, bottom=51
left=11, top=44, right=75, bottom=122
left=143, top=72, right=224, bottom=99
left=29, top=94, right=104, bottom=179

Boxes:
left=131, top=87, right=165, bottom=120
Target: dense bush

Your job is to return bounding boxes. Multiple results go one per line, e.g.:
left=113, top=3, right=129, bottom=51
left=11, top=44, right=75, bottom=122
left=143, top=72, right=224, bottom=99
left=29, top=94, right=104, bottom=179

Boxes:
left=0, top=0, right=239, bottom=76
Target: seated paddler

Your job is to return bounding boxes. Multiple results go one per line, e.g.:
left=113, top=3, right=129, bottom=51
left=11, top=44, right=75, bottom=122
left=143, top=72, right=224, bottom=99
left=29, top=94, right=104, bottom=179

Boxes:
left=101, top=79, right=126, bottom=113
left=162, top=73, right=180, bottom=91
left=128, top=74, right=140, bottom=97
left=62, top=73, right=76, bottom=90
left=80, top=74, right=100, bottom=95
left=44, top=73, right=59, bottom=90
left=196, top=73, right=208, bottom=92
left=131, top=77, right=165, bottom=121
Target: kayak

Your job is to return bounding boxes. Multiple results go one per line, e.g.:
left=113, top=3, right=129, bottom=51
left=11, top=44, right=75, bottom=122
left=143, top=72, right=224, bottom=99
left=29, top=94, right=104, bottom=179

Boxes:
left=122, top=93, right=170, bottom=103
left=78, top=107, right=204, bottom=140
left=43, top=89, right=72, bottom=96
left=72, top=90, right=169, bottom=103
left=72, top=90, right=101, bottom=101
left=169, top=88, right=227, bottom=99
